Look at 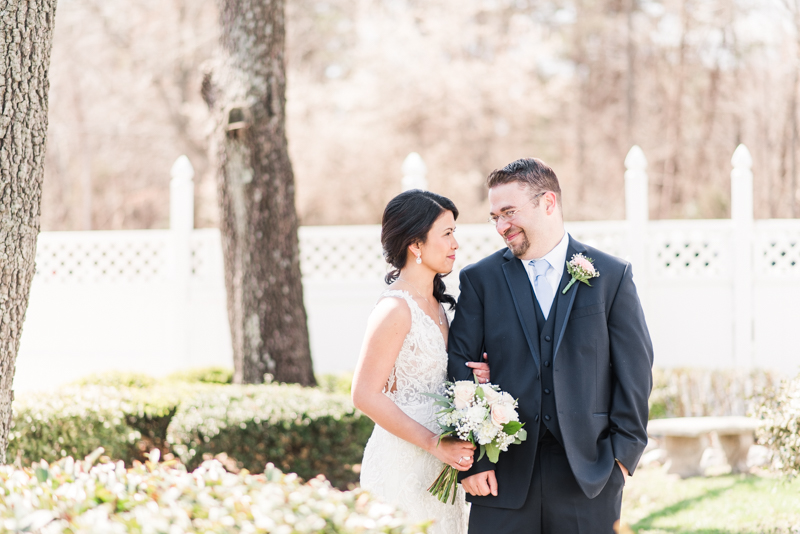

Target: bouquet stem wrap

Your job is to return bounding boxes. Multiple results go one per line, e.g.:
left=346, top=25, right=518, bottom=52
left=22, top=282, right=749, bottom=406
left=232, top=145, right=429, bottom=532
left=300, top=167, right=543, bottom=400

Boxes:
left=427, top=464, right=460, bottom=504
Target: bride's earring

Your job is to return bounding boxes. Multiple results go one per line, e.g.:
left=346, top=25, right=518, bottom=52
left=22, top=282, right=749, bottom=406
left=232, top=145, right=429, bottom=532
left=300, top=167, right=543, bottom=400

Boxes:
left=416, top=254, right=422, bottom=265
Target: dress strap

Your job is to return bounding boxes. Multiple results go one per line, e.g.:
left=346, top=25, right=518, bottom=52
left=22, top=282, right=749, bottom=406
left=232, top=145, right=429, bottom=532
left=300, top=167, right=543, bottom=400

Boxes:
left=377, top=289, right=425, bottom=322
left=378, top=289, right=414, bottom=307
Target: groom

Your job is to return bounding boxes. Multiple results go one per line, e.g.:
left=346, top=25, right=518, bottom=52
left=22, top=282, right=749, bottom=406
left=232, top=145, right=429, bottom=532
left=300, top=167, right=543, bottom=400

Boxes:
left=448, top=158, right=653, bottom=533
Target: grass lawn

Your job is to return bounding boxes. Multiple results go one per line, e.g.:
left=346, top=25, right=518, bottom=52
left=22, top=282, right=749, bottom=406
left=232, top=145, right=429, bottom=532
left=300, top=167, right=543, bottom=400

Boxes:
left=620, top=467, right=800, bottom=533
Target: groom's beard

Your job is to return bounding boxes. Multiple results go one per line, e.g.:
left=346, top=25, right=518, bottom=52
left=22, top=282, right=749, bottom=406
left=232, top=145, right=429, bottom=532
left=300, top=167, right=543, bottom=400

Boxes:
left=504, top=225, right=530, bottom=258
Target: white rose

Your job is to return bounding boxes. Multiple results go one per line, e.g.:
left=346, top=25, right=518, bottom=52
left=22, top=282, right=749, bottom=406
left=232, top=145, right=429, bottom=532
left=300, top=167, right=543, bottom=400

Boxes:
left=453, top=381, right=476, bottom=410
left=481, top=385, right=502, bottom=405
left=491, top=403, right=518, bottom=428
left=498, top=392, right=516, bottom=407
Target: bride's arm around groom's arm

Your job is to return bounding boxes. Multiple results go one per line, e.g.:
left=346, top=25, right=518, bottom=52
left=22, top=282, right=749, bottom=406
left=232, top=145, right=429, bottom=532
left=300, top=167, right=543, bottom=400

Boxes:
left=447, top=269, right=487, bottom=382
left=447, top=268, right=499, bottom=496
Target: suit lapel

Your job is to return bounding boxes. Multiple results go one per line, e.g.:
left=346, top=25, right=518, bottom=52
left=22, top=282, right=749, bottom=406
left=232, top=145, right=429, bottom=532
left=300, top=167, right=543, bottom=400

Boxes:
left=501, top=248, right=541, bottom=369
left=552, top=237, right=585, bottom=362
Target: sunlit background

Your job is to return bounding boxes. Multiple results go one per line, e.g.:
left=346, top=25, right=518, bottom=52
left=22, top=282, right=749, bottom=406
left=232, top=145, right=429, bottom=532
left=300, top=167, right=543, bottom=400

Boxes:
left=41, top=0, right=800, bottom=231
left=5, top=1, right=800, bottom=531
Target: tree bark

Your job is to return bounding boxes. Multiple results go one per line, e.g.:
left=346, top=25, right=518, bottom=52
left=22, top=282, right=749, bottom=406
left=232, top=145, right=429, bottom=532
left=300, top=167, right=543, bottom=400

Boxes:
left=660, top=0, right=689, bottom=219
left=625, top=0, right=636, bottom=147
left=792, top=1, right=800, bottom=218
left=0, top=0, right=58, bottom=462
left=203, top=0, right=315, bottom=386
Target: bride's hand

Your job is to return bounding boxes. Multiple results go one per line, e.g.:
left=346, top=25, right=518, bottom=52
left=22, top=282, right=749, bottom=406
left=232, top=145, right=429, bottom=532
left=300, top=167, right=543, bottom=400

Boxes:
left=428, top=435, right=476, bottom=471
left=466, top=352, right=490, bottom=384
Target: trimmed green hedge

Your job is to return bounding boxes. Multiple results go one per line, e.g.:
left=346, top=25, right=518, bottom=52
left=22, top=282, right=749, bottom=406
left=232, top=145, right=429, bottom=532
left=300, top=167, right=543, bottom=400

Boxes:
left=8, top=379, right=372, bottom=488
left=164, top=366, right=234, bottom=384
left=8, top=386, right=142, bottom=465
left=168, top=384, right=373, bottom=487
left=9, top=385, right=186, bottom=465
left=754, top=372, right=800, bottom=477
left=317, top=372, right=354, bottom=395
left=71, top=370, right=157, bottom=388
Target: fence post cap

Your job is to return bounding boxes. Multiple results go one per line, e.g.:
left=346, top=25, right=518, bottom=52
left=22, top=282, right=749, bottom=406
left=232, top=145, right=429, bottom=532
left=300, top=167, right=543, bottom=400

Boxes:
left=731, top=144, right=752, bottom=169
left=170, top=155, right=195, bottom=184
left=402, top=152, right=427, bottom=176
left=624, top=145, right=647, bottom=171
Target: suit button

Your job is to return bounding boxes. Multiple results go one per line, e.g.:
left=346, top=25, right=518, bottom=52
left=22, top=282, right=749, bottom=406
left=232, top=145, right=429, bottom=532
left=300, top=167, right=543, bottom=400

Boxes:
left=544, top=415, right=551, bottom=421
left=545, top=335, right=552, bottom=342
left=534, top=414, right=540, bottom=422
left=544, top=361, right=550, bottom=367
left=544, top=388, right=551, bottom=394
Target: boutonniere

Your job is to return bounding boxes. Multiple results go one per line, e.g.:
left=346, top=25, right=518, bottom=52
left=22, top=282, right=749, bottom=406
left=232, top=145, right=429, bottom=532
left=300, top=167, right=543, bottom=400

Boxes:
left=562, top=253, right=599, bottom=294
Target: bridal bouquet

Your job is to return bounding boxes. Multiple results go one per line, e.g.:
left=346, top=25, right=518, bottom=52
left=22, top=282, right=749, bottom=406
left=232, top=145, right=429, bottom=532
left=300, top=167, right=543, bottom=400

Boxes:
left=424, top=379, right=527, bottom=504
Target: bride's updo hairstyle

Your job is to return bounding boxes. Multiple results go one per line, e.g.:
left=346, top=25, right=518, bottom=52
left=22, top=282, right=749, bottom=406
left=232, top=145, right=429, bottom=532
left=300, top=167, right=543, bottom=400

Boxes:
left=381, top=189, right=458, bottom=309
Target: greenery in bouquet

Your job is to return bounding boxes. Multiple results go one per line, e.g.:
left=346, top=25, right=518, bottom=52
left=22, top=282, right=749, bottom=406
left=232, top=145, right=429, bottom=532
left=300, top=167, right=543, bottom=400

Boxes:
left=424, top=379, right=527, bottom=504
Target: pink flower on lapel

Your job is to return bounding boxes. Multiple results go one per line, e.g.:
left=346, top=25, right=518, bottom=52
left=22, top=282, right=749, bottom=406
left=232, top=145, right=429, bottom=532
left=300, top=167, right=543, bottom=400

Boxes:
left=562, top=253, right=599, bottom=294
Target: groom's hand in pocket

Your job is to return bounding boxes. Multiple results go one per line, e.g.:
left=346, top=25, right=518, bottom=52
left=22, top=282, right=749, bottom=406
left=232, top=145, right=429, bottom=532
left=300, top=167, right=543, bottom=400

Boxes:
left=462, top=470, right=498, bottom=497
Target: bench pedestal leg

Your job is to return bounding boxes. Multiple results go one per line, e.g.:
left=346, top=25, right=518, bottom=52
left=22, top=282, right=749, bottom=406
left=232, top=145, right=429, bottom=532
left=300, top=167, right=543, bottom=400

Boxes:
left=719, top=433, right=754, bottom=474
left=663, top=436, right=705, bottom=477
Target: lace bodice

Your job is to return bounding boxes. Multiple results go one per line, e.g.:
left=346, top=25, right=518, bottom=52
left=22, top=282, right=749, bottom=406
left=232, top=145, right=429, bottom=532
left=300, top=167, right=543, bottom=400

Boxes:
left=381, top=290, right=449, bottom=410
left=360, top=289, right=467, bottom=534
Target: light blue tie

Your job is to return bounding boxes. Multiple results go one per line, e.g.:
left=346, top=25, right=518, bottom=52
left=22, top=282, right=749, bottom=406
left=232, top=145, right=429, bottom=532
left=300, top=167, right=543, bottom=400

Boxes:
left=530, top=259, right=554, bottom=319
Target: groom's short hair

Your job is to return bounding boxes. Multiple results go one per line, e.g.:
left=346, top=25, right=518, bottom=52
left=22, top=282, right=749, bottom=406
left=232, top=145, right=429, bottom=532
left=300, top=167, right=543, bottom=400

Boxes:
left=486, top=158, right=562, bottom=205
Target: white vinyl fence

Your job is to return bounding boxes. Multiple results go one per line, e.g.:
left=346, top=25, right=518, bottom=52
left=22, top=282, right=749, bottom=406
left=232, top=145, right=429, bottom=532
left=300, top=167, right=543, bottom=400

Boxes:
left=14, top=146, right=800, bottom=392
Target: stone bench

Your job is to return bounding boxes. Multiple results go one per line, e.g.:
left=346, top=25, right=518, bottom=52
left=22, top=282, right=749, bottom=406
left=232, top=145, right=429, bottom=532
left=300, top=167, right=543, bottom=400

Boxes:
left=646, top=416, right=761, bottom=477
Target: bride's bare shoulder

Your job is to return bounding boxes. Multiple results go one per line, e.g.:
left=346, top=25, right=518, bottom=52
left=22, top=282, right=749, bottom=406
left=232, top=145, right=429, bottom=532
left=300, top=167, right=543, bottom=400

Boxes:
left=369, top=291, right=413, bottom=332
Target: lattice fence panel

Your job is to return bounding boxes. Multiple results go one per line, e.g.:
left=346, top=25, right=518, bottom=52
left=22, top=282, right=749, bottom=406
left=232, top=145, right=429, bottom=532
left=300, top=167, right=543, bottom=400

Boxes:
left=566, top=222, right=627, bottom=260
left=299, top=226, right=386, bottom=282
left=189, top=230, right=224, bottom=282
left=647, top=222, right=733, bottom=279
left=299, top=225, right=506, bottom=281
left=297, top=224, right=628, bottom=280
left=34, top=220, right=776, bottom=286
left=754, top=222, right=800, bottom=278
left=452, top=225, right=506, bottom=271
left=35, top=231, right=171, bottom=284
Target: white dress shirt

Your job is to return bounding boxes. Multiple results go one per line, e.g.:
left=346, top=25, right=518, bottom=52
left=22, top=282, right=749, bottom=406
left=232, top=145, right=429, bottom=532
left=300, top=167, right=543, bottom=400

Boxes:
left=520, top=232, right=570, bottom=319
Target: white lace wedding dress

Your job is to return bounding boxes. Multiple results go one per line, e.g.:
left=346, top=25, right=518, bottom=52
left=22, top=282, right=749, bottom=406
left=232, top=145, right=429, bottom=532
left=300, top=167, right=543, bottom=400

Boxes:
left=360, top=290, right=469, bottom=534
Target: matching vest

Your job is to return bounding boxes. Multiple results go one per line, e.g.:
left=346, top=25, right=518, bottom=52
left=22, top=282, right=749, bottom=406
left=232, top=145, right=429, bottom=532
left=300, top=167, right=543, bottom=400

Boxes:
left=531, top=285, right=564, bottom=446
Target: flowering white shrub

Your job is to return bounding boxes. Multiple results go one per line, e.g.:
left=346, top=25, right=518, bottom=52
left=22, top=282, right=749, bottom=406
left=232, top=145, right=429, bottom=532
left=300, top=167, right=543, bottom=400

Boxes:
left=754, top=373, right=800, bottom=477
left=0, top=453, right=427, bottom=533
left=649, top=367, right=782, bottom=420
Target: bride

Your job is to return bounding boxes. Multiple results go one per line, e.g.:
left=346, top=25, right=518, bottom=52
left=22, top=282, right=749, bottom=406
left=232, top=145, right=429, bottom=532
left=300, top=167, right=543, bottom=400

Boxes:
left=352, top=190, right=490, bottom=533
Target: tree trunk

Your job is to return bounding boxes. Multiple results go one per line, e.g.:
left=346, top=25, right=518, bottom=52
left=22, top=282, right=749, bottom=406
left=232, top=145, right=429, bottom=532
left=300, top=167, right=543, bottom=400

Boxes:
left=660, top=0, right=689, bottom=219
left=625, top=0, right=636, bottom=147
left=203, top=0, right=315, bottom=386
left=792, top=3, right=800, bottom=218
left=0, top=0, right=58, bottom=462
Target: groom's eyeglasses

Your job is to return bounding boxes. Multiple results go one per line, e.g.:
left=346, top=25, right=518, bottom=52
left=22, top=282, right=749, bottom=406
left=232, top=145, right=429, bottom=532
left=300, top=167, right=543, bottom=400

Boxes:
left=487, top=192, right=546, bottom=225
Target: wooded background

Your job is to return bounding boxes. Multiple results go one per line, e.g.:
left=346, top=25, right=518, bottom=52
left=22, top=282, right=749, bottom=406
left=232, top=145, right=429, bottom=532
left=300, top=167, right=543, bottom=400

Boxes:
left=40, top=0, right=800, bottom=229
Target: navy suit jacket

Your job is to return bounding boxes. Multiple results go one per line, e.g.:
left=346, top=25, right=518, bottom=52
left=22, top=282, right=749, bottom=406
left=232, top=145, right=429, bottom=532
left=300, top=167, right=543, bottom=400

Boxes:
left=447, top=236, right=653, bottom=509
